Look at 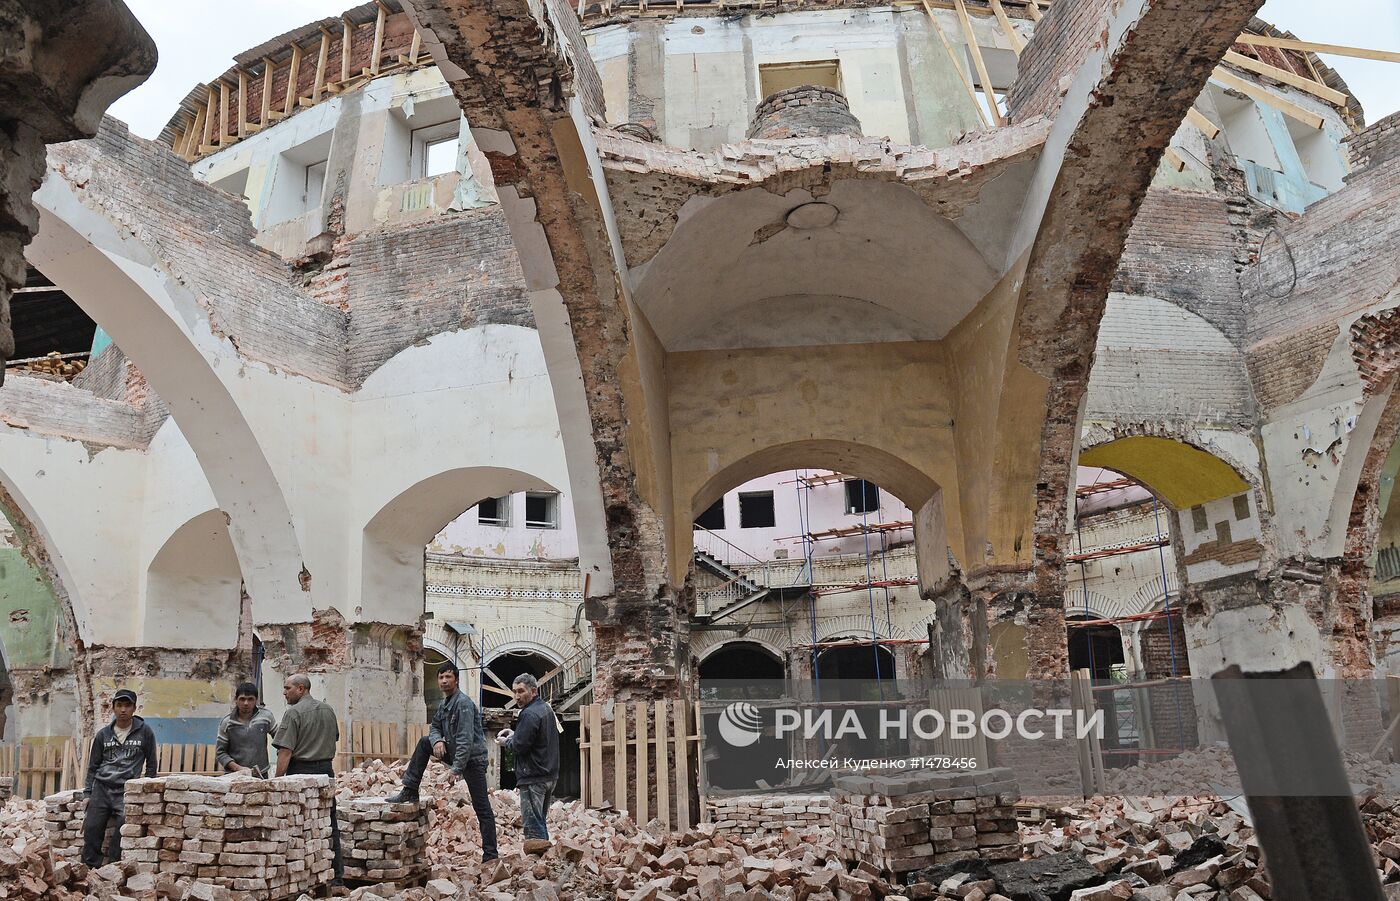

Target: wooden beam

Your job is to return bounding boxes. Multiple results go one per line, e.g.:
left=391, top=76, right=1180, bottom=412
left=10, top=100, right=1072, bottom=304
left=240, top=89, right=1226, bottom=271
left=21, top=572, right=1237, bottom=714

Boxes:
left=407, top=29, right=421, bottom=66
left=313, top=29, right=331, bottom=102
left=236, top=69, right=249, bottom=137
left=1164, top=147, right=1187, bottom=172
left=203, top=85, right=216, bottom=147
left=988, top=0, right=1024, bottom=55
left=218, top=80, right=231, bottom=144
left=370, top=3, right=387, bottom=76
left=1186, top=106, right=1220, bottom=140
left=1223, top=50, right=1349, bottom=107
left=953, top=0, right=1005, bottom=126
left=340, top=18, right=353, bottom=84
left=260, top=58, right=275, bottom=125
left=1235, top=33, right=1400, bottom=65
left=187, top=107, right=206, bottom=158
left=921, top=0, right=992, bottom=129
left=284, top=42, right=303, bottom=115
left=1213, top=67, right=1325, bottom=129
left=1024, top=0, right=1041, bottom=22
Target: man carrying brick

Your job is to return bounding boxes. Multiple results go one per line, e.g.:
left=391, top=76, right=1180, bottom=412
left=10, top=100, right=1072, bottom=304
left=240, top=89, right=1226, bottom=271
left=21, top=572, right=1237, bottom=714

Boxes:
left=215, top=681, right=278, bottom=776
left=272, top=674, right=345, bottom=889
left=386, top=662, right=498, bottom=861
left=81, top=688, right=157, bottom=867
left=495, top=673, right=559, bottom=853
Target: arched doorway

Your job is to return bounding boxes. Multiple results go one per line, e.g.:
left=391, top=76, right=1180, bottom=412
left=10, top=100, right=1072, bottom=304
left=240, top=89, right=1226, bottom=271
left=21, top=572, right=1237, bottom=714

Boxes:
left=698, top=641, right=785, bottom=683
left=698, top=641, right=787, bottom=791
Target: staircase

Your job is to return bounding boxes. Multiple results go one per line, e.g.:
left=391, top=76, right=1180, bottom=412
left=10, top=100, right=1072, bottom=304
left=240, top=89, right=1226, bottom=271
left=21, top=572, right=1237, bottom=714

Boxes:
left=691, top=526, right=810, bottom=625
left=508, top=643, right=593, bottom=712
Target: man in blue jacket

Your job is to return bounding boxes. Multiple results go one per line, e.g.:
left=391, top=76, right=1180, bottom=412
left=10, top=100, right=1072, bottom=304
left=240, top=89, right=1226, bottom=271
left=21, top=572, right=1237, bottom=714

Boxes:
left=82, top=688, right=158, bottom=866
left=387, top=663, right=497, bottom=860
left=496, top=673, right=559, bottom=853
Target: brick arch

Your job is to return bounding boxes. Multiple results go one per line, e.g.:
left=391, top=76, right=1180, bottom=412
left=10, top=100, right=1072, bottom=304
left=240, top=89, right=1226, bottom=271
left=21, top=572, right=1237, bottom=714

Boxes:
left=1130, top=573, right=1181, bottom=614
left=813, top=615, right=911, bottom=644
left=478, top=625, right=581, bottom=664
left=1063, top=587, right=1133, bottom=621
left=692, top=627, right=793, bottom=661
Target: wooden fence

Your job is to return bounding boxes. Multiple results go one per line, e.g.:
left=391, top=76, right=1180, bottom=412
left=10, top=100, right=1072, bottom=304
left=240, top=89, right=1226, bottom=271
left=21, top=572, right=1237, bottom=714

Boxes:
left=0, top=720, right=436, bottom=801
left=577, top=700, right=705, bottom=831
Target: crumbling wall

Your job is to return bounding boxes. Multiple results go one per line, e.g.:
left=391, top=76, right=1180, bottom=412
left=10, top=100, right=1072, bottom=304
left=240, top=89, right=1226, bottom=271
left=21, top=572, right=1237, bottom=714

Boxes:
left=1004, top=0, right=1111, bottom=123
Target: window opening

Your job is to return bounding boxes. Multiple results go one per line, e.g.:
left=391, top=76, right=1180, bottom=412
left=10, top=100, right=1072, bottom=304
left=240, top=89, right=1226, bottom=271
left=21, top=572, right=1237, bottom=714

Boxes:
left=477, top=496, right=510, bottom=527
left=304, top=159, right=328, bottom=210
left=844, top=479, right=880, bottom=515
left=525, top=492, right=560, bottom=530
left=694, top=498, right=725, bottom=531
left=758, top=60, right=841, bottom=98
left=739, top=491, right=776, bottom=529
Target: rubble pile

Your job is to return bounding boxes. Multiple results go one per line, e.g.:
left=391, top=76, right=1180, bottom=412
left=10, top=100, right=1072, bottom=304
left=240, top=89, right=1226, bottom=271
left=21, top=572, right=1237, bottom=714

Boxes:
left=120, top=774, right=336, bottom=898
left=339, top=797, right=434, bottom=883
left=832, top=769, right=1021, bottom=876
left=43, top=790, right=88, bottom=860
left=1103, top=744, right=1400, bottom=797
left=707, top=794, right=830, bottom=835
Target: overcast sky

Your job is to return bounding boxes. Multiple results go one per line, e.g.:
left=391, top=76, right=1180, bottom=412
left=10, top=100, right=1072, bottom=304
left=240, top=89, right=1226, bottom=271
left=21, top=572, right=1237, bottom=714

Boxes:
left=109, top=0, right=1399, bottom=139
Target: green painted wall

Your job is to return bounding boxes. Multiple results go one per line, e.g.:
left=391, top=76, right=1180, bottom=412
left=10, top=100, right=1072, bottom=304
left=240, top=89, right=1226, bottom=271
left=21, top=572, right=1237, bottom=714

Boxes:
left=0, top=505, right=67, bottom=671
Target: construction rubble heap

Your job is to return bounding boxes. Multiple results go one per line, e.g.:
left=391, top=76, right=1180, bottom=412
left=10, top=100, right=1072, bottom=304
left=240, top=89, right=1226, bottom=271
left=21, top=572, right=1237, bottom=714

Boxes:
left=1, top=755, right=1400, bottom=900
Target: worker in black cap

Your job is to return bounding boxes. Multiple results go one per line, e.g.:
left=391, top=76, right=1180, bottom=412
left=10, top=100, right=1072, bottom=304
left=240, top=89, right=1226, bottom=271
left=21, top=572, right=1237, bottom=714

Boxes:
left=81, top=688, right=158, bottom=867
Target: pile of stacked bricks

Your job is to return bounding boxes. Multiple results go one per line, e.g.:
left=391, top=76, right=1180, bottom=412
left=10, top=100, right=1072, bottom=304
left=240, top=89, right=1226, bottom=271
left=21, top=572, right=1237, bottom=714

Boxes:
left=708, top=794, right=831, bottom=836
left=117, top=774, right=335, bottom=898
left=44, top=789, right=89, bottom=859
left=830, top=768, right=1021, bottom=877
left=338, top=796, right=433, bottom=883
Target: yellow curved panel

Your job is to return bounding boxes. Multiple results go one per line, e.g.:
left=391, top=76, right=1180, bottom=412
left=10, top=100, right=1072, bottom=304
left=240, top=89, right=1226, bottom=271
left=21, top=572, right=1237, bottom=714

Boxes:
left=1079, top=437, right=1248, bottom=509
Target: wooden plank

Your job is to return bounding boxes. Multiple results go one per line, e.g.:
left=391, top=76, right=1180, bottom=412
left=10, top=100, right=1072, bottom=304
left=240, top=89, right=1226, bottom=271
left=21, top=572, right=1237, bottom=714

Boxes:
left=578, top=708, right=589, bottom=807
left=920, top=0, right=992, bottom=129
left=260, top=58, right=275, bottom=125
left=284, top=42, right=303, bottom=115
left=406, top=30, right=422, bottom=66
left=1235, top=33, right=1400, bottom=65
left=236, top=69, right=248, bottom=137
left=634, top=701, right=649, bottom=825
left=988, top=0, right=1024, bottom=56
left=217, top=81, right=232, bottom=145
left=953, top=0, right=1004, bottom=126
left=654, top=700, right=670, bottom=831
left=1185, top=107, right=1220, bottom=140
left=313, top=30, right=331, bottom=103
left=1212, top=68, right=1324, bottom=129
left=1223, top=50, right=1348, bottom=107
left=202, top=85, right=216, bottom=148
left=1070, top=671, right=1094, bottom=798
left=694, top=702, right=710, bottom=824
left=1024, top=0, right=1041, bottom=22
left=370, top=3, right=387, bottom=76
left=614, top=705, right=629, bottom=817
left=1164, top=147, right=1187, bottom=172
left=340, top=18, right=354, bottom=85
left=672, top=700, right=690, bottom=829
left=588, top=705, right=605, bottom=809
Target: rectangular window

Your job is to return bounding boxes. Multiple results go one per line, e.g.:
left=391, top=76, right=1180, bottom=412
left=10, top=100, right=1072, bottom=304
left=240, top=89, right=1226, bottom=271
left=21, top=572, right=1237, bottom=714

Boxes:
left=694, top=498, right=725, bottom=531
left=1215, top=519, right=1233, bottom=546
left=411, top=121, right=461, bottom=180
left=845, top=479, right=880, bottom=515
left=525, top=492, right=559, bottom=530
left=477, top=496, right=509, bottom=527
left=304, top=159, right=328, bottom=211
left=1232, top=494, right=1251, bottom=521
left=758, top=60, right=841, bottom=99
left=1191, top=506, right=1208, bottom=533
left=739, top=491, right=776, bottom=529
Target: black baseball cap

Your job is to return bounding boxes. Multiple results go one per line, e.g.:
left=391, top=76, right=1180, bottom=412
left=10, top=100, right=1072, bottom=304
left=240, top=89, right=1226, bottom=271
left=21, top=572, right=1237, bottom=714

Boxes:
left=113, top=689, right=137, bottom=704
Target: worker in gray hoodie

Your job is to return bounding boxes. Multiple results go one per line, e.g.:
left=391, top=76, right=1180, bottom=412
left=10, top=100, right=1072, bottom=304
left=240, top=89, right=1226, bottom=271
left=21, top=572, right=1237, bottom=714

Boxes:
left=82, top=688, right=158, bottom=867
left=215, top=682, right=278, bottom=776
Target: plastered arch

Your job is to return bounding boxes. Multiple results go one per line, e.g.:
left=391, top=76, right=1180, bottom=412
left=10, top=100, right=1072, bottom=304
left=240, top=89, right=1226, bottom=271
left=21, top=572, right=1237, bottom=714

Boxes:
left=140, top=509, right=242, bottom=650
left=28, top=174, right=311, bottom=624
left=478, top=625, right=579, bottom=663
left=1063, top=587, right=1133, bottom=621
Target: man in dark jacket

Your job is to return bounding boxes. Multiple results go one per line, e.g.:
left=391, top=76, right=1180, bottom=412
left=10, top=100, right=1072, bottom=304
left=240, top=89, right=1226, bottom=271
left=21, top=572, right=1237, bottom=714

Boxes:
left=82, top=688, right=158, bottom=866
left=496, top=673, right=559, bottom=852
left=387, top=663, right=497, bottom=860
left=215, top=682, right=278, bottom=776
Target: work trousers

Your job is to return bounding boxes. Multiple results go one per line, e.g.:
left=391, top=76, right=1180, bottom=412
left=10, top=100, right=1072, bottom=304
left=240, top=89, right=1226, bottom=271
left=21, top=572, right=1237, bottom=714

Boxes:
left=518, top=780, right=555, bottom=841
left=403, top=737, right=497, bottom=859
left=81, top=782, right=125, bottom=867
left=285, top=758, right=344, bottom=882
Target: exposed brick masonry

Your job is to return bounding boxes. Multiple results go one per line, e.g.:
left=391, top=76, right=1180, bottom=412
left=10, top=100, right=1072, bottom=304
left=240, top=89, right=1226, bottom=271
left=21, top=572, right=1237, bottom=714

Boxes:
left=1005, top=0, right=1111, bottom=122
left=1345, top=111, right=1400, bottom=177
left=746, top=86, right=862, bottom=140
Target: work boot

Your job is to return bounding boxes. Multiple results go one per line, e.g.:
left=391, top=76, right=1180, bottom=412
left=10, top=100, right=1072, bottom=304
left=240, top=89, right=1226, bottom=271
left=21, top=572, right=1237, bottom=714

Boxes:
left=385, top=786, right=419, bottom=804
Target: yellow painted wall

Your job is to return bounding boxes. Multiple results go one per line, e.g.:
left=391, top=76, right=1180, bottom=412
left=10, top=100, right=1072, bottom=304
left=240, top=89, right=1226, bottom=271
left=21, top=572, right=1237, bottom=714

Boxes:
left=1079, top=437, right=1249, bottom=509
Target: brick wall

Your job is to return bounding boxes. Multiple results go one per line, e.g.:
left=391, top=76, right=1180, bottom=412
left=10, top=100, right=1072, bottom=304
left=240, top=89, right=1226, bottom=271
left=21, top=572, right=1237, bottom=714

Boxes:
left=0, top=372, right=144, bottom=448
left=345, top=209, right=533, bottom=385
left=1113, top=189, right=1250, bottom=344
left=49, top=122, right=349, bottom=386
left=1345, top=111, right=1400, bottom=178
left=1245, top=153, right=1400, bottom=344
left=1005, top=0, right=1111, bottom=122
left=747, top=87, right=863, bottom=140
left=71, top=344, right=127, bottom=400
left=707, top=794, right=831, bottom=837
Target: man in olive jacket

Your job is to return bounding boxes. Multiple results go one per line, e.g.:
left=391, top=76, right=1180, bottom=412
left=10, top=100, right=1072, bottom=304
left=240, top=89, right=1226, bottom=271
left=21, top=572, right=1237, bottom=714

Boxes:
left=388, top=663, right=497, bottom=860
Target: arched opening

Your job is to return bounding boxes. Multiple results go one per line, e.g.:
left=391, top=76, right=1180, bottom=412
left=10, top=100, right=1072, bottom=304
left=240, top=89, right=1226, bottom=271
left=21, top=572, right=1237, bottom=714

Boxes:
left=481, top=650, right=556, bottom=710
left=698, top=641, right=785, bottom=682
left=815, top=641, right=896, bottom=682
left=143, top=510, right=242, bottom=649
left=423, top=647, right=450, bottom=720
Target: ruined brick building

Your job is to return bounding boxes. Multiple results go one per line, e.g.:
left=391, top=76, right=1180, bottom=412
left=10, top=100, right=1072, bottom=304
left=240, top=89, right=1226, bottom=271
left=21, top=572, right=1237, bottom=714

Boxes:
left=1, top=0, right=1398, bottom=866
